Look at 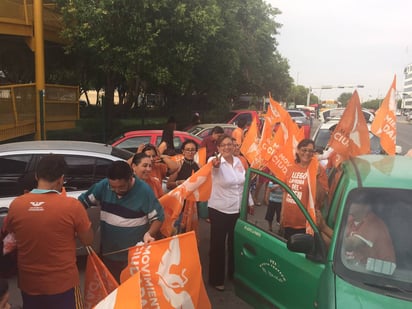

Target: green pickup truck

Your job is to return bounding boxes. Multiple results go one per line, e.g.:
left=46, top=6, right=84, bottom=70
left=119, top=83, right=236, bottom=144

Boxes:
left=234, top=155, right=412, bottom=308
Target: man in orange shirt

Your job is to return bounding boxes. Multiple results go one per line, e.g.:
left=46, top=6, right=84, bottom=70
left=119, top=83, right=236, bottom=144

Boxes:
left=231, top=118, right=247, bottom=146
left=7, top=155, right=93, bottom=309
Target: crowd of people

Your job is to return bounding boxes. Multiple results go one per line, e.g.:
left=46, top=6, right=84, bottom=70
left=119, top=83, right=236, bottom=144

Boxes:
left=2, top=112, right=393, bottom=307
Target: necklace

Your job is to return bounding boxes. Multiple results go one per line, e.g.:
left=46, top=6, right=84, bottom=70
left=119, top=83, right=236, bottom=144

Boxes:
left=183, top=158, right=195, bottom=166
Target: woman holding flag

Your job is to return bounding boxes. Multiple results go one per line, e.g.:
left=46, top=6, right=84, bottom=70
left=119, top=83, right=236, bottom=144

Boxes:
left=281, top=138, right=329, bottom=240
left=166, top=139, right=200, bottom=234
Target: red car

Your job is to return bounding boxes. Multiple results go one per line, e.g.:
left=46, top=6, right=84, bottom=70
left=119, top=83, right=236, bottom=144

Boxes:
left=111, top=130, right=202, bottom=153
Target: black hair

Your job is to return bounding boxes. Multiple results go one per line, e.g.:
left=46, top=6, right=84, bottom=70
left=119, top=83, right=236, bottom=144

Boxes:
left=216, top=134, right=232, bottom=147
left=36, top=154, right=67, bottom=182
left=211, top=126, right=224, bottom=134
left=181, top=139, right=198, bottom=152
left=295, top=138, right=315, bottom=163
left=132, top=152, right=150, bottom=165
left=0, top=278, right=8, bottom=299
left=107, top=161, right=133, bottom=180
left=142, top=144, right=158, bottom=154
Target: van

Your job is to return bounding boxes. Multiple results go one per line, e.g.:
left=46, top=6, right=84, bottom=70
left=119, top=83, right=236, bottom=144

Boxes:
left=234, top=155, right=412, bottom=308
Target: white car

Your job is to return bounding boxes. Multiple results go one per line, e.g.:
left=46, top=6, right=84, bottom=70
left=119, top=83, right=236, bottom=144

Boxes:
left=320, top=108, right=374, bottom=123
left=313, top=120, right=402, bottom=154
left=0, top=140, right=133, bottom=255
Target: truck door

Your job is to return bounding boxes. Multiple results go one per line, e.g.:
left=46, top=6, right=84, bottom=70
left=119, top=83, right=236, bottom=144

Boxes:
left=234, top=169, right=326, bottom=308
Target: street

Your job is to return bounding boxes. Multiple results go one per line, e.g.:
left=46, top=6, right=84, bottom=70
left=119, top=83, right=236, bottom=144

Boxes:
left=7, top=217, right=252, bottom=308
left=7, top=117, right=412, bottom=308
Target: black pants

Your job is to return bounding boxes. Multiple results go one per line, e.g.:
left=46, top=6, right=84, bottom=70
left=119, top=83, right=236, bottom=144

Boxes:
left=208, top=207, right=239, bottom=286
left=265, top=201, right=281, bottom=223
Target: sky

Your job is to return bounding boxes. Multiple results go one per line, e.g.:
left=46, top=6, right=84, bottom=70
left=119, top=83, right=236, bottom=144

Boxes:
left=267, top=0, right=412, bottom=102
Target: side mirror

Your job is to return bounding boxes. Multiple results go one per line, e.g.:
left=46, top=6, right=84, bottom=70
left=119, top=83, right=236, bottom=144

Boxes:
left=287, top=233, right=314, bottom=254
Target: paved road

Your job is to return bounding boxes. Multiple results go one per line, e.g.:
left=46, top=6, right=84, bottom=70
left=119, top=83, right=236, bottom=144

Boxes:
left=7, top=217, right=252, bottom=308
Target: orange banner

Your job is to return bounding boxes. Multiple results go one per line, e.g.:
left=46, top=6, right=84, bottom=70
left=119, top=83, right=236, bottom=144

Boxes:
left=120, top=231, right=211, bottom=309
left=94, top=272, right=142, bottom=309
left=328, top=90, right=370, bottom=166
left=84, top=248, right=119, bottom=309
left=160, top=162, right=212, bottom=237
left=371, top=76, right=397, bottom=155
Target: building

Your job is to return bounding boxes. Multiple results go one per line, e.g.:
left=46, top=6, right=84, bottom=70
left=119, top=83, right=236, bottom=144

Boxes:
left=402, top=64, right=412, bottom=109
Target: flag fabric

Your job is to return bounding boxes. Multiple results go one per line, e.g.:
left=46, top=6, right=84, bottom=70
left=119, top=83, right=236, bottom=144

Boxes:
left=305, top=158, right=319, bottom=235
left=240, top=117, right=260, bottom=165
left=327, top=90, right=370, bottom=166
left=120, top=231, right=211, bottom=309
left=94, top=272, right=142, bottom=309
left=266, top=121, right=303, bottom=182
left=371, top=76, right=397, bottom=155
left=84, top=247, right=119, bottom=309
left=194, top=147, right=207, bottom=167
left=263, top=96, right=304, bottom=181
left=159, top=162, right=212, bottom=237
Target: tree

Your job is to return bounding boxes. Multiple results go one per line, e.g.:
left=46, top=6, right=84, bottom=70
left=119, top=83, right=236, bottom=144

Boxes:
left=337, top=92, right=353, bottom=107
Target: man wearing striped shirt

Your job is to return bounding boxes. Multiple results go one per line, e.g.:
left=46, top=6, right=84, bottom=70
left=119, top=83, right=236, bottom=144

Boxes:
left=79, top=161, right=164, bottom=282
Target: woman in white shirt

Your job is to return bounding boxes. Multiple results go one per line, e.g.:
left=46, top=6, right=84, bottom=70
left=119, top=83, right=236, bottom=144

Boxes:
left=208, top=134, right=252, bottom=291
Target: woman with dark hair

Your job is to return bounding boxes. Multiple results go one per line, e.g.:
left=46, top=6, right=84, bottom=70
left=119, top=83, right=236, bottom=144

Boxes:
left=166, top=139, right=200, bottom=234
left=207, top=134, right=254, bottom=291
left=158, top=116, right=177, bottom=156
left=131, top=153, right=164, bottom=198
left=280, top=138, right=329, bottom=240
left=140, top=143, right=179, bottom=183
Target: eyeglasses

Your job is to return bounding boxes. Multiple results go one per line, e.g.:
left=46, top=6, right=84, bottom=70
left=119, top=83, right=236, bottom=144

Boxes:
left=219, top=143, right=233, bottom=148
left=183, top=148, right=197, bottom=153
left=300, top=148, right=315, bottom=154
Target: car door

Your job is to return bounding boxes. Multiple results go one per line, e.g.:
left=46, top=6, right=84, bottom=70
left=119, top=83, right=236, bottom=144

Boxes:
left=234, top=169, right=326, bottom=309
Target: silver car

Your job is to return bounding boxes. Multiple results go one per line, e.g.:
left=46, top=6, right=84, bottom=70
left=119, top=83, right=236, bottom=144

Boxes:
left=0, top=140, right=133, bottom=255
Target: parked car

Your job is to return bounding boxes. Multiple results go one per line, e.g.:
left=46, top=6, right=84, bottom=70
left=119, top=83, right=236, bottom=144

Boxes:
left=287, top=109, right=311, bottom=139
left=0, top=140, right=133, bottom=255
left=312, top=120, right=402, bottom=154
left=234, top=155, right=412, bottom=308
left=224, top=110, right=262, bottom=130
left=110, top=130, right=202, bottom=153
left=187, top=123, right=237, bottom=139
left=321, top=108, right=375, bottom=123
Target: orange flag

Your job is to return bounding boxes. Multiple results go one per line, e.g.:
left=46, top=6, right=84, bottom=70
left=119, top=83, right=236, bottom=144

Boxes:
left=305, top=158, right=319, bottom=235
left=194, top=146, right=207, bottom=167
left=266, top=120, right=303, bottom=182
left=327, top=90, right=370, bottom=166
left=240, top=117, right=260, bottom=165
left=84, top=248, right=119, bottom=309
left=160, top=162, right=212, bottom=237
left=94, top=272, right=142, bottom=309
left=120, top=231, right=211, bottom=309
left=371, top=76, right=397, bottom=155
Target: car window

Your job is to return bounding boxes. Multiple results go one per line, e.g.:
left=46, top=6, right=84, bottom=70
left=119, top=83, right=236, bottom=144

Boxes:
left=198, top=129, right=212, bottom=139
left=64, top=155, right=115, bottom=191
left=0, top=155, right=32, bottom=198
left=246, top=170, right=286, bottom=242
left=116, top=136, right=151, bottom=152
left=335, top=188, right=412, bottom=292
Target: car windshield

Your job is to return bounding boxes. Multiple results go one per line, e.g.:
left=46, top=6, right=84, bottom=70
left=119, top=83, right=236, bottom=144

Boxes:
left=334, top=188, right=412, bottom=294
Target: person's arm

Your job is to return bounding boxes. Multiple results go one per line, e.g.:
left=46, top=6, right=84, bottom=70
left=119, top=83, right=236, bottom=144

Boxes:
left=144, top=220, right=162, bottom=243
left=77, top=226, right=94, bottom=246
left=160, top=155, right=179, bottom=174
left=166, top=170, right=180, bottom=190
left=158, top=141, right=167, bottom=155
left=316, top=210, right=333, bottom=247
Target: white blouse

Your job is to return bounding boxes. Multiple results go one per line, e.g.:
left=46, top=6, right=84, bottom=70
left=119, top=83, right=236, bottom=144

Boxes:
left=207, top=155, right=249, bottom=214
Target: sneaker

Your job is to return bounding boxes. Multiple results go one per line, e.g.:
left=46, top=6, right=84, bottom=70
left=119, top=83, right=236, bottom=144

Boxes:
left=215, top=285, right=225, bottom=291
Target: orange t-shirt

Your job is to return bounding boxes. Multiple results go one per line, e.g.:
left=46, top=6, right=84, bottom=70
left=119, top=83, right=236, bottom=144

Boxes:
left=151, top=162, right=168, bottom=182
left=145, top=176, right=164, bottom=198
left=7, top=191, right=91, bottom=295
left=282, top=164, right=309, bottom=229
left=232, top=127, right=244, bottom=146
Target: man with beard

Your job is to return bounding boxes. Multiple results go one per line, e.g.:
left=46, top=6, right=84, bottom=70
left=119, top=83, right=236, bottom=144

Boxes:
left=79, top=161, right=164, bottom=282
